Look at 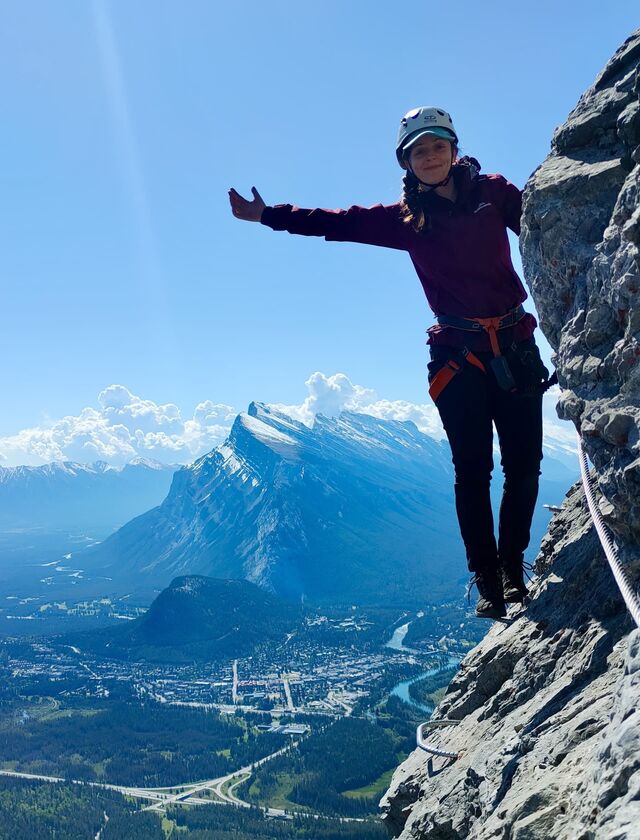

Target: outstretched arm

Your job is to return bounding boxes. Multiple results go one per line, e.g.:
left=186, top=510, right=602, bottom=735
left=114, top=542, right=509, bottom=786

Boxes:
left=229, top=186, right=408, bottom=251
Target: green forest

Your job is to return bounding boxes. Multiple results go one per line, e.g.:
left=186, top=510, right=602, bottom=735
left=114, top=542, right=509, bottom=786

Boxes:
left=0, top=701, right=286, bottom=786
left=408, top=665, right=459, bottom=707
left=240, top=699, right=423, bottom=817
left=0, top=776, right=161, bottom=840
left=166, top=802, right=388, bottom=838
left=0, top=777, right=388, bottom=839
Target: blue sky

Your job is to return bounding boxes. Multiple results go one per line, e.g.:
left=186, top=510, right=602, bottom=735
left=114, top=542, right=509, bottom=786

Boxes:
left=0, top=2, right=635, bottom=465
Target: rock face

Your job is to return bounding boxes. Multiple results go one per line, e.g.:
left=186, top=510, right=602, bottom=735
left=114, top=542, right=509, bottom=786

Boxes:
left=521, top=31, right=640, bottom=546
left=381, top=30, right=640, bottom=840
left=380, top=486, right=638, bottom=839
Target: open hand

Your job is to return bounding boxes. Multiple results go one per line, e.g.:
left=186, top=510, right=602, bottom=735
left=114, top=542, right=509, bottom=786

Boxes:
left=228, top=186, right=266, bottom=222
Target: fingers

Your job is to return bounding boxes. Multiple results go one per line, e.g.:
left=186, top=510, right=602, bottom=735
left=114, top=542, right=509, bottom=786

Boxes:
left=228, top=186, right=264, bottom=221
left=229, top=186, right=262, bottom=203
left=228, top=190, right=239, bottom=216
left=228, top=187, right=245, bottom=217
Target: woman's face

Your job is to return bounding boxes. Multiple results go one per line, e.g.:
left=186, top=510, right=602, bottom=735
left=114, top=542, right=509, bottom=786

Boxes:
left=407, top=135, right=454, bottom=184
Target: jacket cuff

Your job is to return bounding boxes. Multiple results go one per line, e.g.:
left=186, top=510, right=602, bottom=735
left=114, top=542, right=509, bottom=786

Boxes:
left=260, top=205, right=289, bottom=231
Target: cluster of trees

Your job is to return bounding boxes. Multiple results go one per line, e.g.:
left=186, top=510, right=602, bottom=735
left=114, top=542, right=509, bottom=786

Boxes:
left=101, top=811, right=164, bottom=840
left=0, top=776, right=157, bottom=840
left=242, top=716, right=401, bottom=817
left=402, top=606, right=484, bottom=648
left=168, top=802, right=388, bottom=839
left=0, top=656, right=19, bottom=711
left=408, top=665, right=459, bottom=707
left=376, top=695, right=424, bottom=752
left=0, top=700, right=286, bottom=787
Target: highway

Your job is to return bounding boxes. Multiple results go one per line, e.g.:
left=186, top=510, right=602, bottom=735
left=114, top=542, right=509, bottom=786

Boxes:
left=0, top=739, right=367, bottom=823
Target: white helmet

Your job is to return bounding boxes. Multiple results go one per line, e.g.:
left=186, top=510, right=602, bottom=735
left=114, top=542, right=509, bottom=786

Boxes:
left=396, top=106, right=458, bottom=168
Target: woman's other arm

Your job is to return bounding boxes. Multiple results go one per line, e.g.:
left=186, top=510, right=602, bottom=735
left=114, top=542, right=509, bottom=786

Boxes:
left=229, top=186, right=408, bottom=251
left=489, top=175, right=522, bottom=235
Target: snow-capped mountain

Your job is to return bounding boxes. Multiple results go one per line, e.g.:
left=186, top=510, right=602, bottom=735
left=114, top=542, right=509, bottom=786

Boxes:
left=78, top=402, right=575, bottom=605
left=0, top=458, right=177, bottom=534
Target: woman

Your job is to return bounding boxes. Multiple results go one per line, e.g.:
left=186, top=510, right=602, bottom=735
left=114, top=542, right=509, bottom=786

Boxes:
left=228, top=105, right=551, bottom=621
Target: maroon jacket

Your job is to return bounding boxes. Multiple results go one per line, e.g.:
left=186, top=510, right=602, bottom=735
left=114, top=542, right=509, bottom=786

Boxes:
left=260, top=158, right=537, bottom=352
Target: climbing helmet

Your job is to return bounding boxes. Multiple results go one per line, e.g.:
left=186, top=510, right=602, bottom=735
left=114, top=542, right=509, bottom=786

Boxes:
left=396, top=106, right=458, bottom=168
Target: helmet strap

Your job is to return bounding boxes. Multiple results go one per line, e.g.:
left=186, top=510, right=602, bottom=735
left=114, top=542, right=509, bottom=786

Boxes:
left=403, top=141, right=456, bottom=190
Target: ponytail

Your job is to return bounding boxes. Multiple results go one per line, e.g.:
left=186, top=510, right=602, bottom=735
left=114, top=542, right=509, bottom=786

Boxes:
left=399, top=170, right=429, bottom=233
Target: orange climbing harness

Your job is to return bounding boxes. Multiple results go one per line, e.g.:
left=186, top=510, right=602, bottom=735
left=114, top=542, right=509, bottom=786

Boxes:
left=428, top=304, right=526, bottom=401
left=428, top=349, right=486, bottom=402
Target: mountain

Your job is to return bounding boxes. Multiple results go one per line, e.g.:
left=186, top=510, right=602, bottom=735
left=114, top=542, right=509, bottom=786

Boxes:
left=83, top=575, right=303, bottom=663
left=78, top=404, right=462, bottom=605
left=77, top=404, right=574, bottom=606
left=0, top=458, right=176, bottom=535
left=381, top=30, right=640, bottom=838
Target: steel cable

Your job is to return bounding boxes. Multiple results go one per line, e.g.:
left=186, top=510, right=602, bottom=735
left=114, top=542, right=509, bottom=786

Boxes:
left=577, top=432, right=640, bottom=628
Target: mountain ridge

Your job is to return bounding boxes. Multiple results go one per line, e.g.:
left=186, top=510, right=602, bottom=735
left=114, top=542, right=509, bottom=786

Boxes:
left=73, top=402, right=574, bottom=606
left=0, top=458, right=176, bottom=534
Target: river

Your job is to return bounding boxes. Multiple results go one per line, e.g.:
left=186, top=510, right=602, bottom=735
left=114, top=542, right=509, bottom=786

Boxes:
left=384, top=614, right=461, bottom=713
left=389, top=656, right=461, bottom=713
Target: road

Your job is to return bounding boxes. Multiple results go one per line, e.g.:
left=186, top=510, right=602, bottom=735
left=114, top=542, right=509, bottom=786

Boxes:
left=0, top=741, right=367, bottom=824
left=144, top=738, right=298, bottom=811
left=232, top=659, right=239, bottom=705
left=282, top=675, right=295, bottom=712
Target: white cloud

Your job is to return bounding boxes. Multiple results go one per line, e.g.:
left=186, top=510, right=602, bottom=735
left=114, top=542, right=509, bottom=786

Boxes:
left=271, top=373, right=577, bottom=466
left=0, top=386, right=236, bottom=467
left=541, top=386, right=579, bottom=462
left=0, top=376, right=577, bottom=470
left=270, top=372, right=377, bottom=426
left=270, top=371, right=445, bottom=438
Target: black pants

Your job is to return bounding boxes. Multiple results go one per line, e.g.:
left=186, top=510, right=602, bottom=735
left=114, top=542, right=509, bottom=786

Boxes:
left=428, top=339, right=545, bottom=574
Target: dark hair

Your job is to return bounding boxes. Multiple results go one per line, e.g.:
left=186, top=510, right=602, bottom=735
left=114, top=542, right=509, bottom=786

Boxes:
left=399, top=142, right=459, bottom=233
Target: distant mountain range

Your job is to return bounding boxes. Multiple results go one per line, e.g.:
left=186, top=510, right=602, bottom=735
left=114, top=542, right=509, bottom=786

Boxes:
left=82, top=576, right=303, bottom=663
left=74, top=403, right=576, bottom=606
left=0, top=458, right=176, bottom=535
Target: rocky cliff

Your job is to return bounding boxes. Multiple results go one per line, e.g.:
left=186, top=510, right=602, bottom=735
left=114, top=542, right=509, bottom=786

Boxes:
left=381, top=30, right=640, bottom=840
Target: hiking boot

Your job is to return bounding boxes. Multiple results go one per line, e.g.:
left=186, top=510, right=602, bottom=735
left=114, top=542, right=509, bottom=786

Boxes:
left=466, top=567, right=506, bottom=620
left=501, top=558, right=534, bottom=604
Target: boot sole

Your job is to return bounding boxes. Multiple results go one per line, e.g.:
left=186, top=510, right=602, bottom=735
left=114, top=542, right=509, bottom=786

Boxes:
left=475, top=606, right=507, bottom=620
left=504, top=588, right=530, bottom=605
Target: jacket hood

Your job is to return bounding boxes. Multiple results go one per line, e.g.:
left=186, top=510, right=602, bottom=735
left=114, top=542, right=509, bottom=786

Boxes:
left=454, top=155, right=481, bottom=177
left=452, top=156, right=481, bottom=199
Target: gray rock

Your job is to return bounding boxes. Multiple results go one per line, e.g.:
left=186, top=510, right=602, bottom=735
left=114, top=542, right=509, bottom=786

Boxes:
left=380, top=490, right=637, bottom=839
left=521, top=30, right=640, bottom=542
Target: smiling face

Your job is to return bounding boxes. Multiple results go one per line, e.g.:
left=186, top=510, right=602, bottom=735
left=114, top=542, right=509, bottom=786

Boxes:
left=406, top=134, right=455, bottom=184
